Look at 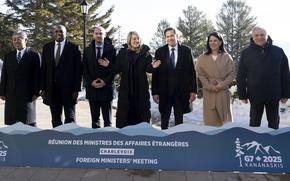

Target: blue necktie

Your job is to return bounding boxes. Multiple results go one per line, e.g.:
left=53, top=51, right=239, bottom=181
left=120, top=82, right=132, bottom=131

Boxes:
left=170, top=48, right=175, bottom=69
left=96, top=47, right=102, bottom=60
left=17, top=52, right=21, bottom=63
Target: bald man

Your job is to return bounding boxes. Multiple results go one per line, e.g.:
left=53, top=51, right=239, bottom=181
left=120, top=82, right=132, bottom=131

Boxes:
left=83, top=26, right=116, bottom=128
left=237, top=26, right=290, bottom=129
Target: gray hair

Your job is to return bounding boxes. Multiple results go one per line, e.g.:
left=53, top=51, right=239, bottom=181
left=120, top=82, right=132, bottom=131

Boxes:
left=251, top=26, right=267, bottom=36
left=12, top=31, right=28, bottom=39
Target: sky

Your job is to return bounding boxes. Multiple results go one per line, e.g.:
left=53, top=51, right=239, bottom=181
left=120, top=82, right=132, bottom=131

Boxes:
left=99, top=0, right=290, bottom=57
left=1, top=0, right=290, bottom=57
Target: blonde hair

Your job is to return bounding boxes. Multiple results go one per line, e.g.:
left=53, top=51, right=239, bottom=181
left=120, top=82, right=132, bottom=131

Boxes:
left=127, top=31, right=143, bottom=52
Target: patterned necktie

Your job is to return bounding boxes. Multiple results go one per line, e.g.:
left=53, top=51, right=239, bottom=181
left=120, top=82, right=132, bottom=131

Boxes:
left=170, top=48, right=175, bottom=69
left=17, top=51, right=21, bottom=63
left=96, top=47, right=102, bottom=60
left=55, top=42, right=61, bottom=66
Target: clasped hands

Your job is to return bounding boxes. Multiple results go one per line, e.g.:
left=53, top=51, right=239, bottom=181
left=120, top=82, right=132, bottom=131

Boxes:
left=91, top=78, right=106, bottom=88
left=210, top=80, right=223, bottom=92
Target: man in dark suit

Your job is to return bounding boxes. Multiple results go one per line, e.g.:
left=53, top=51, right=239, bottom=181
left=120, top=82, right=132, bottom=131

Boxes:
left=83, top=26, right=116, bottom=128
left=152, top=27, right=197, bottom=129
left=41, top=25, right=82, bottom=128
left=0, top=31, right=40, bottom=126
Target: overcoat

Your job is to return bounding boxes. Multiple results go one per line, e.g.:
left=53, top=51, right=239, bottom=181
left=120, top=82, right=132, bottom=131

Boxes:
left=0, top=48, right=40, bottom=125
left=237, top=37, right=290, bottom=103
left=108, top=45, right=153, bottom=128
left=151, top=44, right=197, bottom=114
left=83, top=40, right=116, bottom=101
left=41, top=40, right=82, bottom=105
left=196, top=53, right=235, bottom=126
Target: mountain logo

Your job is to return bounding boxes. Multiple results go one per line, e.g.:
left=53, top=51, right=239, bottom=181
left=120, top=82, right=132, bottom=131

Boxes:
left=235, top=138, right=283, bottom=168
left=0, top=141, right=8, bottom=150
left=0, top=140, right=8, bottom=161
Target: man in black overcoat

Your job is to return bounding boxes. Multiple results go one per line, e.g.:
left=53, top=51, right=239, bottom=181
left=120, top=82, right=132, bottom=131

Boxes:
left=152, top=27, right=197, bottom=129
left=237, top=26, right=290, bottom=129
left=0, top=31, right=40, bottom=126
left=41, top=25, right=82, bottom=128
left=83, top=26, right=116, bottom=128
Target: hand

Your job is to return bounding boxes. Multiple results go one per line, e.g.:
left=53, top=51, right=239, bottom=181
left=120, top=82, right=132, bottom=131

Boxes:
left=98, top=58, right=110, bottom=67
left=216, top=82, right=223, bottom=90
left=211, top=86, right=219, bottom=92
left=32, top=95, right=38, bottom=101
left=281, top=98, right=288, bottom=104
left=95, top=78, right=106, bottom=88
left=151, top=59, right=161, bottom=68
left=153, top=95, right=160, bottom=104
left=241, top=99, right=248, bottom=104
left=0, top=96, right=5, bottom=101
left=72, top=91, right=78, bottom=100
left=189, top=92, right=196, bottom=103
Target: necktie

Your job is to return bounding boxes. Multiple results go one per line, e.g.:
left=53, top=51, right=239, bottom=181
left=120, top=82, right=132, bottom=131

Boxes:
left=55, top=42, right=61, bottom=66
left=170, top=48, right=175, bottom=69
left=17, top=52, right=21, bottom=63
left=96, top=47, right=102, bottom=60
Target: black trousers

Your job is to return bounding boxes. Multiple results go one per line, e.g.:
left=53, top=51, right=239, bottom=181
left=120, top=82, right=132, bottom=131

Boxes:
left=160, top=92, right=183, bottom=130
left=89, top=100, right=112, bottom=128
left=249, top=100, right=280, bottom=129
left=50, top=86, right=76, bottom=128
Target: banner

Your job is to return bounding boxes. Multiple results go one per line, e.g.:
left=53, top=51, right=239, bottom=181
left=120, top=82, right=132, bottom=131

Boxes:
left=0, top=123, right=289, bottom=173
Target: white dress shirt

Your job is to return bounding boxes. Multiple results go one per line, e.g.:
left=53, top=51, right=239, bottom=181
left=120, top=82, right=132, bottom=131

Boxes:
left=54, top=40, right=66, bottom=59
left=168, top=44, right=178, bottom=67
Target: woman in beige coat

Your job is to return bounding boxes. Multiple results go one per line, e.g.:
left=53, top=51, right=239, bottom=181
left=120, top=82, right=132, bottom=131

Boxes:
left=196, top=32, right=235, bottom=126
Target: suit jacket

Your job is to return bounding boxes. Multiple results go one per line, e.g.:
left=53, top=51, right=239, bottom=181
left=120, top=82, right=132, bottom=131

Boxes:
left=41, top=40, right=82, bottom=105
left=83, top=40, right=116, bottom=101
left=0, top=47, right=40, bottom=125
left=152, top=43, right=197, bottom=113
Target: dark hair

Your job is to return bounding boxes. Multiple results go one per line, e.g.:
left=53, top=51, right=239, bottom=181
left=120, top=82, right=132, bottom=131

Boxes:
left=163, top=27, right=176, bottom=36
left=205, top=32, right=227, bottom=55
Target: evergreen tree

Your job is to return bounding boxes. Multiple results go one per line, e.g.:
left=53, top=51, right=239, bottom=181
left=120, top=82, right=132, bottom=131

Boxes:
left=149, top=19, right=170, bottom=53
left=4, top=0, right=116, bottom=52
left=216, top=0, right=256, bottom=67
left=0, top=12, right=19, bottom=59
left=177, top=6, right=214, bottom=58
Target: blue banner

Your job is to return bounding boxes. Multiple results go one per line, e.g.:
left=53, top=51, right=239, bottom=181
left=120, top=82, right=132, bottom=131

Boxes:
left=0, top=123, right=289, bottom=173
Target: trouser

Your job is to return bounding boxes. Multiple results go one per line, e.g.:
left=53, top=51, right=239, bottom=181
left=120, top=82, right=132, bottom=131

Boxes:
left=160, top=92, right=183, bottom=130
left=89, top=100, right=112, bottom=128
left=50, top=86, right=76, bottom=128
left=249, top=100, right=280, bottom=129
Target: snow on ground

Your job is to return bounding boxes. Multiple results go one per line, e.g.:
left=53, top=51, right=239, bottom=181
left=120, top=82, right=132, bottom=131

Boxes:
left=149, top=97, right=290, bottom=128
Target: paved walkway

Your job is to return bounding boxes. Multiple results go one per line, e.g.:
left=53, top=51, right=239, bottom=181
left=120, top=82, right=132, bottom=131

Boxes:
left=1, top=99, right=290, bottom=180
left=0, top=167, right=289, bottom=181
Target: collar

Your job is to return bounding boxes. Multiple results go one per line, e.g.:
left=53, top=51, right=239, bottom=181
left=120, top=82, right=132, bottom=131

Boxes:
left=17, top=47, right=26, bottom=55
left=95, top=43, right=104, bottom=49
left=55, top=39, right=66, bottom=45
left=168, top=44, right=178, bottom=51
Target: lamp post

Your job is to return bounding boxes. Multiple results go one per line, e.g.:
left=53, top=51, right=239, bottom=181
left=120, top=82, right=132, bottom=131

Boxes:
left=80, top=0, right=88, bottom=52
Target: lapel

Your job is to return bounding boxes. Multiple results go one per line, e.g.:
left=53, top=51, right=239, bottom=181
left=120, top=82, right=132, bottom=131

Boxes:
left=175, top=44, right=182, bottom=69
left=59, top=40, right=69, bottom=63
left=21, top=48, right=29, bottom=61
left=49, top=42, right=56, bottom=65
left=102, top=42, right=110, bottom=58
left=163, top=45, right=170, bottom=68
left=17, top=48, right=29, bottom=65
